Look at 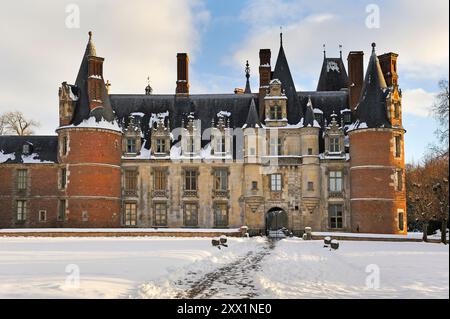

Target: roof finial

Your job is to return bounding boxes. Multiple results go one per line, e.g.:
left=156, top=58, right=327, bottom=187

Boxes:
left=244, top=60, right=252, bottom=94
left=323, top=44, right=326, bottom=58
left=339, top=44, right=343, bottom=59
left=280, top=26, right=283, bottom=47
left=245, top=60, right=250, bottom=80
left=88, top=31, right=93, bottom=40
left=371, top=42, right=376, bottom=53
left=145, top=76, right=153, bottom=95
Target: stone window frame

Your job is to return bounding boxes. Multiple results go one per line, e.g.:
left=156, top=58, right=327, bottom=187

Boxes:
left=183, top=168, right=198, bottom=192
left=124, top=201, right=138, bottom=227
left=270, top=173, right=283, bottom=192
left=59, top=167, right=67, bottom=190
left=58, top=199, right=66, bottom=222
left=398, top=209, right=405, bottom=231
left=61, top=135, right=69, bottom=156
left=82, top=211, right=89, bottom=222
left=328, top=204, right=344, bottom=229
left=16, top=200, right=27, bottom=222
left=183, top=202, right=199, bottom=227
left=329, top=136, right=341, bottom=153
left=269, top=104, right=283, bottom=120
left=155, top=138, right=167, bottom=154
left=153, top=202, right=168, bottom=227
left=394, top=135, right=402, bottom=158
left=17, top=169, right=28, bottom=191
left=307, top=181, right=314, bottom=192
left=126, top=137, right=137, bottom=154
left=395, top=169, right=404, bottom=192
left=213, top=168, right=229, bottom=192
left=251, top=181, right=258, bottom=191
left=153, top=168, right=168, bottom=192
left=328, top=170, right=344, bottom=193
left=123, top=168, right=139, bottom=196
left=269, top=137, right=283, bottom=156
left=38, top=210, right=47, bottom=222
left=213, top=202, right=229, bottom=228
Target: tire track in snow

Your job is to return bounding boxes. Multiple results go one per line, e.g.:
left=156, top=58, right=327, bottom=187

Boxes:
left=175, top=239, right=275, bottom=299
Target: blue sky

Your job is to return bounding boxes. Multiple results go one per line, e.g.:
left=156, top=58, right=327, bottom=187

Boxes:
left=0, top=0, right=448, bottom=163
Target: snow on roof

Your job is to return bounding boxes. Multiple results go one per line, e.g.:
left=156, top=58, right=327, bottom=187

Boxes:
left=313, top=108, right=323, bottom=114
left=217, top=111, right=231, bottom=118
left=0, top=150, right=16, bottom=163
left=59, top=116, right=122, bottom=132
left=149, top=111, right=169, bottom=129
left=327, top=61, right=340, bottom=73
left=21, top=153, right=54, bottom=164
left=270, top=79, right=281, bottom=85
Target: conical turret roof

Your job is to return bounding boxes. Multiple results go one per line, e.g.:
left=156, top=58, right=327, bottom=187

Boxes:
left=243, top=98, right=260, bottom=128
left=353, top=43, right=390, bottom=129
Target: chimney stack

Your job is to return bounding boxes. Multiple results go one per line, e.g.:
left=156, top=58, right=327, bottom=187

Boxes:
left=259, top=49, right=271, bottom=120
left=378, top=52, right=399, bottom=87
left=347, top=51, right=364, bottom=112
left=176, top=53, right=189, bottom=95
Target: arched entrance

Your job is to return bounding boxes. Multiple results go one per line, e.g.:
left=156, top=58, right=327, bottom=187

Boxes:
left=265, top=207, right=288, bottom=234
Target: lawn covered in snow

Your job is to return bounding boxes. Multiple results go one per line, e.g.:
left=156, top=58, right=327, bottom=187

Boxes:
left=0, top=236, right=448, bottom=299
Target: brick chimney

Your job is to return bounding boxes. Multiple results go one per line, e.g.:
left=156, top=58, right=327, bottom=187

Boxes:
left=259, top=49, right=271, bottom=119
left=176, top=53, right=189, bottom=95
left=378, top=52, right=399, bottom=87
left=347, top=51, right=364, bottom=112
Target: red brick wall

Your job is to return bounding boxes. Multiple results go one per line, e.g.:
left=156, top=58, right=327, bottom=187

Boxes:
left=349, top=128, right=406, bottom=234
left=58, top=128, right=122, bottom=228
left=0, top=165, right=60, bottom=228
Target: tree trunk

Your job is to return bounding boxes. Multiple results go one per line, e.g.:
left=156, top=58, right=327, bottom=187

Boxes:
left=441, top=219, right=447, bottom=245
left=423, top=222, right=428, bottom=242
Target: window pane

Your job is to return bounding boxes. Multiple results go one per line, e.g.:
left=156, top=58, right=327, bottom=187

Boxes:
left=214, top=204, right=228, bottom=227
left=125, top=203, right=137, bottom=226
left=17, top=170, right=27, bottom=190
left=184, top=204, right=198, bottom=226
left=154, top=203, right=167, bottom=226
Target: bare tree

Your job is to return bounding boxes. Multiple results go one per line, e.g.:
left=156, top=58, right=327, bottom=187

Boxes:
left=431, top=79, right=449, bottom=153
left=0, top=114, right=7, bottom=135
left=0, top=111, right=40, bottom=136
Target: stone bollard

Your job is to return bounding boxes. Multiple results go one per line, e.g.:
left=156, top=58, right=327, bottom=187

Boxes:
left=330, top=239, right=339, bottom=250
left=324, top=236, right=332, bottom=246
left=305, top=227, right=312, bottom=240
left=240, top=226, right=249, bottom=237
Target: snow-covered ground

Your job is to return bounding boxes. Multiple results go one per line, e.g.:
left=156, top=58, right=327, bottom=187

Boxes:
left=0, top=237, right=448, bottom=299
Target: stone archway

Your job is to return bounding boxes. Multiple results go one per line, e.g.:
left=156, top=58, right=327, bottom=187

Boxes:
left=265, top=207, right=288, bottom=233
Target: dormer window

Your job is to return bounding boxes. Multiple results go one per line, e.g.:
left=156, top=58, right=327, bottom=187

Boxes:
left=187, top=136, right=195, bottom=154
left=22, top=144, right=30, bottom=155
left=127, top=138, right=137, bottom=153
left=270, top=105, right=282, bottom=120
left=155, top=139, right=166, bottom=154
left=215, top=136, right=226, bottom=153
left=330, top=137, right=340, bottom=153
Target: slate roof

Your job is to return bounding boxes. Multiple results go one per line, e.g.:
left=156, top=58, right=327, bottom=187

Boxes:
left=303, top=98, right=315, bottom=127
left=0, top=136, right=58, bottom=164
left=71, top=33, right=115, bottom=125
left=244, top=98, right=260, bottom=128
left=316, top=57, right=349, bottom=91
left=273, top=43, right=303, bottom=124
left=354, top=43, right=390, bottom=129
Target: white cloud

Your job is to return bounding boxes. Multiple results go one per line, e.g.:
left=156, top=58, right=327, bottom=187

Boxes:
left=233, top=0, right=449, bottom=89
left=0, top=0, right=209, bottom=135
left=402, top=88, right=436, bottom=118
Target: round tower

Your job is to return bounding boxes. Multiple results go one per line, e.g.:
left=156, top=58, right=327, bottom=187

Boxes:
left=349, top=43, right=406, bottom=234
left=56, top=32, right=122, bottom=228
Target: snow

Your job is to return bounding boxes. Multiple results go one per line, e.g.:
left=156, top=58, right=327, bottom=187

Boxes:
left=149, top=111, right=169, bottom=129
left=312, top=231, right=424, bottom=240
left=255, top=239, right=449, bottom=299
left=313, top=108, right=323, bottom=114
left=326, top=61, right=340, bottom=73
left=0, top=237, right=446, bottom=299
left=88, top=75, right=102, bottom=79
left=347, top=121, right=368, bottom=132
left=130, top=112, right=145, bottom=117
left=21, top=153, right=54, bottom=164
left=340, top=108, right=351, bottom=114
left=68, top=88, right=79, bottom=101
left=0, top=228, right=240, bottom=234
left=216, top=111, right=231, bottom=118
left=0, top=150, right=15, bottom=163
left=59, top=117, right=122, bottom=133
